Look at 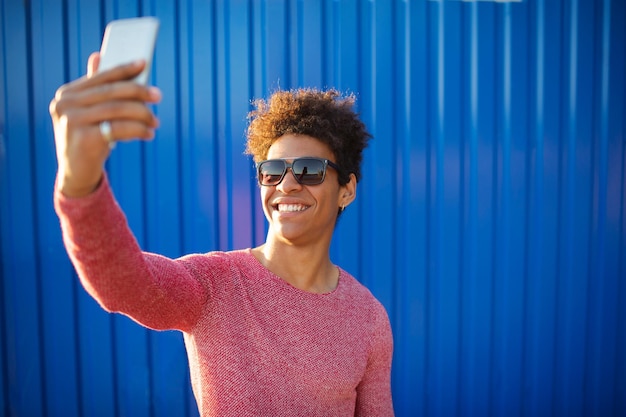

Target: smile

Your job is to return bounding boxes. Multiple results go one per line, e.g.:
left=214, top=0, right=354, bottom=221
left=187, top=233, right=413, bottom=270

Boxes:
left=275, top=203, right=309, bottom=212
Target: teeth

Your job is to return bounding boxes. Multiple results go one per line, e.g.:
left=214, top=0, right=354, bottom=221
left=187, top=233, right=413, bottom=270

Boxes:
left=277, top=204, right=308, bottom=212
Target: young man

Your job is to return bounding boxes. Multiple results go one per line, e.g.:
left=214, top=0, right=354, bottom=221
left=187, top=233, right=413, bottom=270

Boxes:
left=50, top=54, right=394, bottom=416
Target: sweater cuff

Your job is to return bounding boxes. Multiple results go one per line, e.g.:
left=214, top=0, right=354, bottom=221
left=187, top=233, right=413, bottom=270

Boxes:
left=53, top=172, right=124, bottom=225
left=53, top=169, right=137, bottom=272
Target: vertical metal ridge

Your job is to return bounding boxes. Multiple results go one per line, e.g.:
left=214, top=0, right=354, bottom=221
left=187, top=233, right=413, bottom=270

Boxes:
left=488, top=5, right=501, bottom=416
left=389, top=0, right=399, bottom=332
left=459, top=3, right=478, bottom=415
left=0, top=0, right=10, bottom=398
left=519, top=1, right=533, bottom=414
left=392, top=0, right=415, bottom=411
left=25, top=2, right=48, bottom=414
left=552, top=0, right=570, bottom=412
left=423, top=1, right=434, bottom=414
left=247, top=0, right=256, bottom=246
left=486, top=1, right=494, bottom=404
left=252, top=0, right=266, bottom=247
left=392, top=0, right=405, bottom=403
left=591, top=0, right=614, bottom=412
left=284, top=0, right=292, bottom=88
left=524, top=0, right=545, bottom=413
left=496, top=2, right=516, bottom=414
left=110, top=316, right=121, bottom=417
left=583, top=0, right=601, bottom=412
left=320, top=0, right=328, bottom=87
left=429, top=3, right=444, bottom=414
left=618, top=42, right=626, bottom=411
left=210, top=0, right=220, bottom=252
left=354, top=0, right=364, bottom=284
left=224, top=0, right=234, bottom=250
left=259, top=0, right=267, bottom=90
left=215, top=0, right=229, bottom=251
left=618, top=4, right=626, bottom=414
left=146, top=331, right=158, bottom=416
left=174, top=0, right=185, bottom=257
left=356, top=0, right=373, bottom=289
left=179, top=0, right=194, bottom=254
left=580, top=0, right=598, bottom=413
left=0, top=8, right=7, bottom=393
left=330, top=0, right=339, bottom=87
left=296, top=0, right=303, bottom=85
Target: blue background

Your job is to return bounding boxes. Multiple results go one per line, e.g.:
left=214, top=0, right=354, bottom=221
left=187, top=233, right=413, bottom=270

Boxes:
left=1, top=0, right=625, bottom=416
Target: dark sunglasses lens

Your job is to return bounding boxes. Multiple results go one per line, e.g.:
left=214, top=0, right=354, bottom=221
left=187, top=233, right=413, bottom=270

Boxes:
left=258, top=160, right=286, bottom=185
left=292, top=159, right=325, bottom=185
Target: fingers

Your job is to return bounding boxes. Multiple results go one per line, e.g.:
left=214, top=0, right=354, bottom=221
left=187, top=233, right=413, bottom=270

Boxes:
left=50, top=52, right=163, bottom=197
left=97, top=119, right=158, bottom=144
left=54, top=58, right=147, bottom=106
left=63, top=100, right=159, bottom=132
left=51, top=80, right=161, bottom=119
left=50, top=82, right=161, bottom=150
left=91, top=99, right=160, bottom=128
left=54, top=67, right=161, bottom=106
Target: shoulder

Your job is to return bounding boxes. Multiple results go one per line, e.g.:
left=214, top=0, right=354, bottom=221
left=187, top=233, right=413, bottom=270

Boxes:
left=177, top=248, right=251, bottom=268
left=175, top=249, right=254, bottom=286
left=338, top=270, right=392, bottom=335
left=339, top=271, right=388, bottom=314
left=177, top=249, right=231, bottom=270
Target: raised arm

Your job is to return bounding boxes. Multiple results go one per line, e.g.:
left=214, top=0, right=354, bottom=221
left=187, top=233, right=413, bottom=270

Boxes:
left=51, top=54, right=207, bottom=332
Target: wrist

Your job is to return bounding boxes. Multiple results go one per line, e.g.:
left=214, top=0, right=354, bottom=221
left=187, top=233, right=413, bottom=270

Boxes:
left=57, top=171, right=104, bottom=198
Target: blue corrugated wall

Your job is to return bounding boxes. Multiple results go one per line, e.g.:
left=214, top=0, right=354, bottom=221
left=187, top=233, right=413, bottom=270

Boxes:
left=1, top=0, right=625, bottom=416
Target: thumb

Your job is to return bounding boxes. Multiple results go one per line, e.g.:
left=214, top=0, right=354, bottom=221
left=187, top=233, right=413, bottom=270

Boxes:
left=87, top=52, right=100, bottom=77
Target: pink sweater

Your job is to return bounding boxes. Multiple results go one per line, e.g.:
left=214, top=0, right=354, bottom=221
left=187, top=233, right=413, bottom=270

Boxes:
left=54, top=175, right=394, bottom=416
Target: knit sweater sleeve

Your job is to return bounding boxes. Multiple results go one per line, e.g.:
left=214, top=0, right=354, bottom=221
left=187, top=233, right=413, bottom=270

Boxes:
left=355, top=301, right=395, bottom=416
left=54, top=174, right=208, bottom=333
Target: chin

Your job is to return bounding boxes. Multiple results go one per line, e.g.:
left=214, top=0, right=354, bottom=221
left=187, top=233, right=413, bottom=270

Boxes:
left=268, top=224, right=308, bottom=245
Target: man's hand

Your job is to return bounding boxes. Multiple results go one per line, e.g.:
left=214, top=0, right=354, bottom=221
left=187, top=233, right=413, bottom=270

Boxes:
left=49, top=52, right=162, bottom=197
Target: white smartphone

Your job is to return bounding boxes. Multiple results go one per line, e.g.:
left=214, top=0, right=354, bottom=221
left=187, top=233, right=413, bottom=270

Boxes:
left=98, top=17, right=160, bottom=85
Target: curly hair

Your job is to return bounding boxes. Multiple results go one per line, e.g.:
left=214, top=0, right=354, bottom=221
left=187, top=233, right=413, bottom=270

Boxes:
left=245, top=88, right=371, bottom=185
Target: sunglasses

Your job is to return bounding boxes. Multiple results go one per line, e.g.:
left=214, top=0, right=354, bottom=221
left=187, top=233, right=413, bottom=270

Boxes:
left=256, top=157, right=341, bottom=186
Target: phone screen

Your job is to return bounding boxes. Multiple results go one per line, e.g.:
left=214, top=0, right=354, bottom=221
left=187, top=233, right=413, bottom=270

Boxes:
left=98, top=17, right=160, bottom=85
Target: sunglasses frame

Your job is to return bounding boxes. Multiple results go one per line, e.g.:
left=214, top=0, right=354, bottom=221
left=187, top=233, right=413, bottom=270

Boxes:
left=256, top=157, right=342, bottom=186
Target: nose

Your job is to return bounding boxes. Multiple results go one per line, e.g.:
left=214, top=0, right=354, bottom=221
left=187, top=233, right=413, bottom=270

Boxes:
left=276, top=167, right=303, bottom=193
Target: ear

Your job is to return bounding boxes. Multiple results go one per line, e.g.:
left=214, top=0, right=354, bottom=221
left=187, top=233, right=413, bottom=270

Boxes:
left=338, top=173, right=357, bottom=209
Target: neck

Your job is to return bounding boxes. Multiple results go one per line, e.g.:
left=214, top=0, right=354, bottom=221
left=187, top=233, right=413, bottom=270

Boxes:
left=252, top=240, right=338, bottom=294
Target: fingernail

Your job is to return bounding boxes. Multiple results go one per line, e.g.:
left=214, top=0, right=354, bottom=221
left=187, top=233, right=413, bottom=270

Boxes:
left=148, top=87, right=162, bottom=102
